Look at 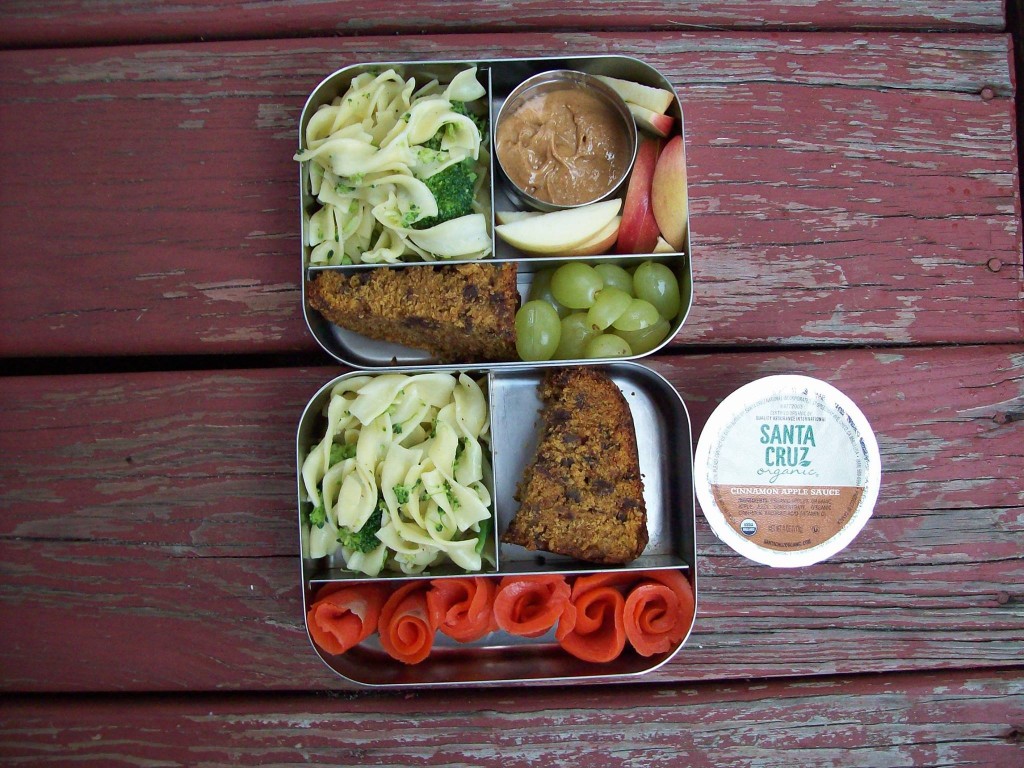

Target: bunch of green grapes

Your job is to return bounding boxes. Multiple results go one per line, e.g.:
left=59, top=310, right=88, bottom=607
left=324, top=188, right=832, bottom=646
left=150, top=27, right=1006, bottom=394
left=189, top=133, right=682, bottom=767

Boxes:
left=515, top=260, right=681, bottom=361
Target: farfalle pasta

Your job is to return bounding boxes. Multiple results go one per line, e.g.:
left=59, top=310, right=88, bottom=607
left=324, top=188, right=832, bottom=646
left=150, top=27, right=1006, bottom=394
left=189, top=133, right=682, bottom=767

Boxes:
left=295, top=66, right=492, bottom=264
left=300, top=372, right=493, bottom=576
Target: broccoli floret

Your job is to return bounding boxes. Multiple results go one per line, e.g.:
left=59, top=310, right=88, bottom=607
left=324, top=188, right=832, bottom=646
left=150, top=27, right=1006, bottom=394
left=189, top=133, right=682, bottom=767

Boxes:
left=443, top=479, right=460, bottom=509
left=451, top=100, right=488, bottom=138
left=329, top=442, right=356, bottom=466
left=337, top=499, right=384, bottom=553
left=453, top=436, right=467, bottom=470
left=413, top=158, right=477, bottom=230
left=309, top=503, right=326, bottom=528
left=410, top=101, right=484, bottom=230
left=421, top=133, right=442, bottom=152
left=421, top=101, right=485, bottom=151
left=401, top=204, right=423, bottom=227
left=393, top=484, right=411, bottom=504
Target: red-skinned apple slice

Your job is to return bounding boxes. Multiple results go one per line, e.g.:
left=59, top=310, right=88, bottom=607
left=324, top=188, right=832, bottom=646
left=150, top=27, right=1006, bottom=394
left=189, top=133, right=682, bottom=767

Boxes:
left=595, top=75, right=674, bottom=114
left=651, top=135, right=689, bottom=251
left=653, top=236, right=675, bottom=253
left=628, top=103, right=674, bottom=138
left=616, top=137, right=662, bottom=254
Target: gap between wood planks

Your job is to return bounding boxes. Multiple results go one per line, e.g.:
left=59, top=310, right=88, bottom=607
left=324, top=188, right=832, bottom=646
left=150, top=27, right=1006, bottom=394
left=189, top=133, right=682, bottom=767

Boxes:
left=2, top=661, right=1022, bottom=707
left=0, top=13, right=1010, bottom=52
left=1012, top=0, right=1024, bottom=222
left=1, top=338, right=1020, bottom=379
left=0, top=25, right=1002, bottom=51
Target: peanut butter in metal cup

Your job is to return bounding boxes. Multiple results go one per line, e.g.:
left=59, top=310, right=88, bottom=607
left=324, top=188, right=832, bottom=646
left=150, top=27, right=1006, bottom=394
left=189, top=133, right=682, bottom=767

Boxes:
left=694, top=375, right=881, bottom=567
left=494, top=70, right=637, bottom=211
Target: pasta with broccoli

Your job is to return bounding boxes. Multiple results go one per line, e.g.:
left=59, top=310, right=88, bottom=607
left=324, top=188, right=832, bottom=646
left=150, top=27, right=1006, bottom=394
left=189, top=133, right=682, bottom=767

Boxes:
left=300, top=372, right=494, bottom=576
left=295, top=66, right=492, bottom=264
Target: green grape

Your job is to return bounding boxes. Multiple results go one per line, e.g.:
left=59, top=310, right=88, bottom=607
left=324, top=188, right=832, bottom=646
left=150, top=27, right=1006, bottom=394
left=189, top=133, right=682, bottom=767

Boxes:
left=583, top=333, right=633, bottom=359
left=586, top=287, right=632, bottom=331
left=611, top=298, right=661, bottom=332
left=527, top=268, right=570, bottom=318
left=515, top=300, right=561, bottom=361
left=632, top=261, right=681, bottom=320
left=614, top=317, right=671, bottom=355
left=554, top=312, right=598, bottom=359
left=550, top=262, right=603, bottom=309
left=593, top=263, right=634, bottom=295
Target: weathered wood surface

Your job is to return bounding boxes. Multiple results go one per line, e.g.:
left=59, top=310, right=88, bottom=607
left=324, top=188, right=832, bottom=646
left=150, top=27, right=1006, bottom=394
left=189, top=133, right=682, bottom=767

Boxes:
left=1, top=32, right=1019, bottom=359
left=2, top=345, right=1020, bottom=693
left=1, top=669, right=1022, bottom=766
left=0, top=1, right=1006, bottom=50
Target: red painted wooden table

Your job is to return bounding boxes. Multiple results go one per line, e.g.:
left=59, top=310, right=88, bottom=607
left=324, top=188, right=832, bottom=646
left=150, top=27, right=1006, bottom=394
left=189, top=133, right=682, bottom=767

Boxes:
left=1, top=1, right=1022, bottom=765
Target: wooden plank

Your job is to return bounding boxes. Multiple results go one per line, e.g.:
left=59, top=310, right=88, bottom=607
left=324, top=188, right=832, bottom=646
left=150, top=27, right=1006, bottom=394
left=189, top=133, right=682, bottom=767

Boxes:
left=1, top=344, right=1020, bottom=692
left=1, top=670, right=1022, bottom=766
left=0, top=1, right=1006, bottom=49
left=0, top=33, right=1019, bottom=359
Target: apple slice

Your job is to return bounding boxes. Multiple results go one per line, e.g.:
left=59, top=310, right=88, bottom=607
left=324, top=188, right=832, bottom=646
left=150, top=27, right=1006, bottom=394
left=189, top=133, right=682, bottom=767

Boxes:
left=653, top=236, right=675, bottom=253
left=595, top=75, right=674, bottom=115
left=616, top=137, right=662, bottom=255
left=550, top=216, right=621, bottom=257
left=651, top=135, right=688, bottom=251
left=628, top=103, right=674, bottom=138
left=495, top=210, right=539, bottom=225
left=495, top=199, right=622, bottom=255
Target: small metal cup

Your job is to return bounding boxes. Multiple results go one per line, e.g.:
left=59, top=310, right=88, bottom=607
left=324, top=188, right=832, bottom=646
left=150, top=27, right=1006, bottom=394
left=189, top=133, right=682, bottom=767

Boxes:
left=494, top=69, right=638, bottom=212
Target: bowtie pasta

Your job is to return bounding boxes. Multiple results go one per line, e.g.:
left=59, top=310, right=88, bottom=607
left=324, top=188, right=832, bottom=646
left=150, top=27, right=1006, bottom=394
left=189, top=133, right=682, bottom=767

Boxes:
left=300, top=372, right=493, bottom=576
left=295, top=66, right=492, bottom=264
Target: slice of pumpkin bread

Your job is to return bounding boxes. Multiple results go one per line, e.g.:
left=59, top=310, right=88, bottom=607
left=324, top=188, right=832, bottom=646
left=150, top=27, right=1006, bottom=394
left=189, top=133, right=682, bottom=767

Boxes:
left=503, top=367, right=648, bottom=565
left=307, top=262, right=519, bottom=362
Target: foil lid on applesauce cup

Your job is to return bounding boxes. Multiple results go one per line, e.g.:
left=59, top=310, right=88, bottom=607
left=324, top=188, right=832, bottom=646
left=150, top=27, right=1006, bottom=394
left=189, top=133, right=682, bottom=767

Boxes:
left=694, top=375, right=881, bottom=567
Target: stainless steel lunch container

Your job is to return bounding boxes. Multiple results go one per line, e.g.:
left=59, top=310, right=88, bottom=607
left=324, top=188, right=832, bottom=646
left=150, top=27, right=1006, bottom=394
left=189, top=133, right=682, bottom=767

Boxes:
left=295, top=56, right=697, bottom=687
left=298, top=55, right=692, bottom=371
left=297, top=362, right=697, bottom=687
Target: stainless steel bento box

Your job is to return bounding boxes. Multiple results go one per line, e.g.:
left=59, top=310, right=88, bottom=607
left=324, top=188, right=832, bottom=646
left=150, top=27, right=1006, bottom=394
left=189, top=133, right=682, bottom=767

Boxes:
left=294, top=55, right=697, bottom=687
left=297, top=362, right=696, bottom=686
left=297, top=56, right=692, bottom=370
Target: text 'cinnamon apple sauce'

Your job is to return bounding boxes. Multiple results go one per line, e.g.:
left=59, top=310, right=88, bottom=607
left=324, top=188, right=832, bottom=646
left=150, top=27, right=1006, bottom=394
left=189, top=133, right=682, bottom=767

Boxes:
left=496, top=86, right=632, bottom=207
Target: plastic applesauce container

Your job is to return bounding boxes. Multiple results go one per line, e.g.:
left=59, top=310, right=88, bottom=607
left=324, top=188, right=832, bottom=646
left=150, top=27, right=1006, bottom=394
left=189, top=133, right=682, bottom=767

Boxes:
left=693, top=375, right=881, bottom=567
